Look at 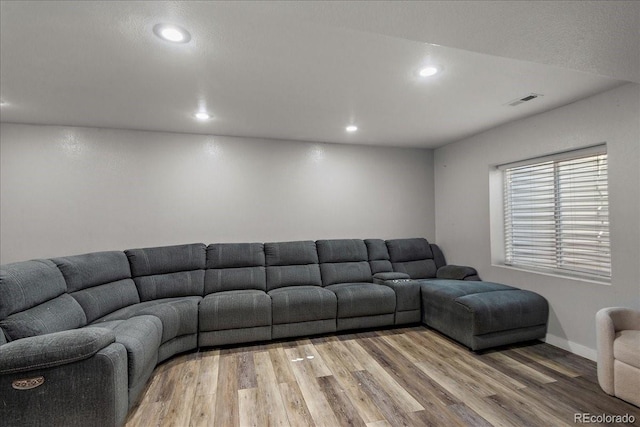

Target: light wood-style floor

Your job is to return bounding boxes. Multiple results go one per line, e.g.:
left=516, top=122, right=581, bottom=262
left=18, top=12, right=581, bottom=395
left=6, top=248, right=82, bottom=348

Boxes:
left=125, top=326, right=640, bottom=426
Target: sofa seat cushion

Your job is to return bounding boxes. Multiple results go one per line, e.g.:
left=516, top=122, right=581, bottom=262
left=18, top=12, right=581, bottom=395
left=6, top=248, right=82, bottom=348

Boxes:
left=614, top=330, right=640, bottom=369
left=200, top=290, right=271, bottom=331
left=268, top=286, right=337, bottom=324
left=325, top=283, right=396, bottom=318
left=92, top=297, right=200, bottom=344
left=90, top=315, right=161, bottom=387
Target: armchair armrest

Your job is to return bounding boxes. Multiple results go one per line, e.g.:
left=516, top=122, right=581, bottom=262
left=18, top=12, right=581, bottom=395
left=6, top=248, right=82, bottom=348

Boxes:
left=373, top=272, right=411, bottom=285
left=0, top=327, right=115, bottom=375
left=436, top=265, right=480, bottom=281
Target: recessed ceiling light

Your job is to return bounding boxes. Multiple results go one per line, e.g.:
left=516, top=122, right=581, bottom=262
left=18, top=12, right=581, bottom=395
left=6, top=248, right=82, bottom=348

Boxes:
left=419, top=66, right=439, bottom=77
left=194, top=111, right=211, bottom=121
left=346, top=125, right=358, bottom=132
left=153, top=24, right=191, bottom=43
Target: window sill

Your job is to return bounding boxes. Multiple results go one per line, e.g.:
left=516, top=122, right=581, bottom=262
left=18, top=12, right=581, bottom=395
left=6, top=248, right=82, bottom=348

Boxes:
left=491, top=263, right=611, bottom=286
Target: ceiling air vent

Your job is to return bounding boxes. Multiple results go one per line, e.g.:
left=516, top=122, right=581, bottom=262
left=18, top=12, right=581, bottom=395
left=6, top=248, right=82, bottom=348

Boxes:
left=507, top=93, right=543, bottom=107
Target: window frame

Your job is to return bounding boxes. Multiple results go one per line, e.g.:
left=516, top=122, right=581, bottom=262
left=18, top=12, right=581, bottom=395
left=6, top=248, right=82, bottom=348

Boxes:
left=498, top=144, right=611, bottom=281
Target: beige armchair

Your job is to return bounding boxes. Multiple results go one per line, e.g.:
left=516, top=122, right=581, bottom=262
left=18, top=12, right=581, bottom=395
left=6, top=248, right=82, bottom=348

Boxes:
left=596, top=307, right=640, bottom=407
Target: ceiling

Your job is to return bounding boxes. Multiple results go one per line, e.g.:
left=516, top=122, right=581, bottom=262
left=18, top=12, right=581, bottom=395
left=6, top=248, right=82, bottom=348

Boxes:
left=0, top=1, right=637, bottom=148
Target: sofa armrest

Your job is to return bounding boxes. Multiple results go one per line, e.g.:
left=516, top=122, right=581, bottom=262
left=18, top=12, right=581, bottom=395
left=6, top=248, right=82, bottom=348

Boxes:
left=436, top=265, right=480, bottom=281
left=0, top=328, right=115, bottom=375
left=373, top=272, right=411, bottom=285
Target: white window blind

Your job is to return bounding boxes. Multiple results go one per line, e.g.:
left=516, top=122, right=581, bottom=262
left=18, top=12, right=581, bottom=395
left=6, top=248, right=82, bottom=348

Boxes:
left=502, top=146, right=610, bottom=278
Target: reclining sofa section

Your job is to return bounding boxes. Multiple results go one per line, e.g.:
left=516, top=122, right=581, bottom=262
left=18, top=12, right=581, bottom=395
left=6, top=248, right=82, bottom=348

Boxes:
left=0, top=238, right=549, bottom=427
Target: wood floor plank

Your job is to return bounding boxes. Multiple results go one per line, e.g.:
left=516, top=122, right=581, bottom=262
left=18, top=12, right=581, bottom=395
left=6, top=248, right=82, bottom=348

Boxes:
left=269, top=346, right=298, bottom=384
left=342, top=340, right=424, bottom=413
left=278, top=381, right=316, bottom=427
left=124, top=328, right=637, bottom=427
left=317, top=375, right=367, bottom=427
left=254, top=351, right=290, bottom=427
left=284, top=347, right=342, bottom=427
left=313, top=341, right=386, bottom=424
left=214, top=354, right=239, bottom=427
left=352, top=370, right=416, bottom=427
left=189, top=391, right=217, bottom=427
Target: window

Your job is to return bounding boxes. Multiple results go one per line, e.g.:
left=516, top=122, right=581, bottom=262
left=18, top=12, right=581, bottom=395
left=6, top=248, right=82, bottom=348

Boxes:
left=501, top=145, right=610, bottom=279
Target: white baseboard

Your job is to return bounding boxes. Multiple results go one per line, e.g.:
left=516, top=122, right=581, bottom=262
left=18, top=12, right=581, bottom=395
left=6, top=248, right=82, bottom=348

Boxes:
left=544, top=334, right=597, bottom=361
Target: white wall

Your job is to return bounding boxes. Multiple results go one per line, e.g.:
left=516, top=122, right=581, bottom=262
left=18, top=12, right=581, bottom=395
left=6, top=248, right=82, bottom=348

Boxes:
left=434, top=83, right=640, bottom=359
left=0, top=124, right=435, bottom=264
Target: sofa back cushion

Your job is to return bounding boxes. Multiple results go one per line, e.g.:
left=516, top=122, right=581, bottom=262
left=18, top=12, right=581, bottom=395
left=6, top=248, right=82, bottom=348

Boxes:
left=126, top=243, right=206, bottom=301
left=317, top=239, right=372, bottom=286
left=53, top=251, right=140, bottom=323
left=386, top=238, right=437, bottom=279
left=364, top=239, right=393, bottom=274
left=0, top=260, right=86, bottom=340
left=265, top=241, right=321, bottom=291
left=205, top=243, right=266, bottom=293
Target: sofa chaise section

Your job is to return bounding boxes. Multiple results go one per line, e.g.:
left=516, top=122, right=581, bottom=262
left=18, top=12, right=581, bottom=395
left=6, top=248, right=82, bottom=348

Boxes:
left=386, top=238, right=549, bottom=351
left=265, top=241, right=337, bottom=339
left=199, top=243, right=271, bottom=346
left=317, top=239, right=396, bottom=331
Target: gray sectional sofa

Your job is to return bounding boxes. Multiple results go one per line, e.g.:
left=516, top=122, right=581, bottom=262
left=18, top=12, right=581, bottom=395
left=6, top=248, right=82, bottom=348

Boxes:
left=0, top=238, right=548, bottom=426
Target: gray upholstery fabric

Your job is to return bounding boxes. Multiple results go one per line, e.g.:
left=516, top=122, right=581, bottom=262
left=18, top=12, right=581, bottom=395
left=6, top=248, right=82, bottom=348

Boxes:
left=373, top=272, right=410, bottom=281
left=199, top=290, right=271, bottom=331
left=317, top=239, right=373, bottom=286
left=206, top=243, right=265, bottom=269
left=126, top=243, right=206, bottom=276
left=364, top=239, right=390, bottom=262
left=0, top=327, right=6, bottom=345
left=374, top=279, right=420, bottom=312
left=205, top=243, right=266, bottom=293
left=392, top=259, right=437, bottom=279
left=0, top=328, right=115, bottom=374
left=473, top=325, right=548, bottom=351
left=71, top=279, right=140, bottom=323
left=316, top=239, right=367, bottom=263
left=395, top=310, right=421, bottom=325
left=419, top=279, right=516, bottom=297
left=134, top=270, right=205, bottom=301
left=430, top=244, right=447, bottom=269
left=436, top=265, right=480, bottom=281
left=90, top=315, right=161, bottom=393
left=93, top=297, right=200, bottom=344
left=320, top=262, right=372, bottom=286
left=272, top=319, right=336, bottom=339
left=205, top=267, right=266, bottom=293
left=265, top=241, right=321, bottom=291
left=158, top=334, right=198, bottom=363
left=325, top=283, right=395, bottom=318
left=199, top=326, right=272, bottom=347
left=0, top=259, right=67, bottom=319
left=265, top=241, right=318, bottom=266
left=458, top=289, right=549, bottom=336
left=368, top=260, right=393, bottom=274
left=336, top=314, right=395, bottom=332
left=420, top=280, right=548, bottom=351
left=52, top=251, right=131, bottom=292
left=386, top=238, right=433, bottom=262
left=365, top=239, right=393, bottom=274
left=386, top=238, right=439, bottom=279
left=266, top=264, right=322, bottom=290
left=0, top=342, right=128, bottom=427
left=269, top=286, right=337, bottom=324
left=1, top=294, right=87, bottom=340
